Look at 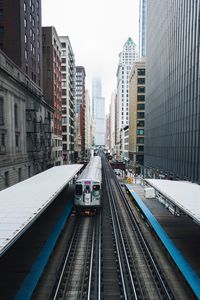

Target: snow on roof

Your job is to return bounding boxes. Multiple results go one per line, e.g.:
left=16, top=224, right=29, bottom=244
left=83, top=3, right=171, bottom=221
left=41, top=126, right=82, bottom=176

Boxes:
left=77, top=156, right=102, bottom=182
left=0, top=165, right=83, bottom=256
left=146, top=179, right=200, bottom=224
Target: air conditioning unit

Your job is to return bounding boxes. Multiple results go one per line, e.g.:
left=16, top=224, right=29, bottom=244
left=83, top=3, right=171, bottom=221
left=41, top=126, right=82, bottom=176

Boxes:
left=144, top=187, right=155, bottom=199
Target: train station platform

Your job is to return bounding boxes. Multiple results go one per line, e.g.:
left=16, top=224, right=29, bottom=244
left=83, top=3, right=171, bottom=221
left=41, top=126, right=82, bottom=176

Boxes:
left=0, top=165, right=83, bottom=299
left=0, top=164, right=82, bottom=257
left=145, top=179, right=200, bottom=225
left=125, top=181, right=200, bottom=299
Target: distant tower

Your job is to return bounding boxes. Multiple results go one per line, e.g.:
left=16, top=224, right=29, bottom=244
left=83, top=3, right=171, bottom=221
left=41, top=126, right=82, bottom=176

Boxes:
left=75, top=66, right=86, bottom=160
left=139, top=0, right=147, bottom=58
left=92, top=78, right=105, bottom=146
left=116, top=37, right=138, bottom=136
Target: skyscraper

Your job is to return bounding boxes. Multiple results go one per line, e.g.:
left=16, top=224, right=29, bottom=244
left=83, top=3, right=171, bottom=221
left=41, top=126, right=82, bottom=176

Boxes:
left=42, top=26, right=63, bottom=166
left=0, top=0, right=42, bottom=87
left=116, top=37, right=138, bottom=151
left=139, top=0, right=147, bottom=58
left=129, top=61, right=145, bottom=169
left=60, top=36, right=76, bottom=163
left=92, top=78, right=105, bottom=146
left=145, top=0, right=200, bottom=183
left=75, top=66, right=86, bottom=160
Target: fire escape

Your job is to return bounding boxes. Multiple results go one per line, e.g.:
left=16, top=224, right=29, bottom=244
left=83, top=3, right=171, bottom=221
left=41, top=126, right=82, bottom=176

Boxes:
left=26, top=102, right=53, bottom=173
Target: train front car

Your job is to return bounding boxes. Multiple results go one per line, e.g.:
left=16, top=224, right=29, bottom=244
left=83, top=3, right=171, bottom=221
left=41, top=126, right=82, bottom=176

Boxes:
left=74, top=156, right=102, bottom=215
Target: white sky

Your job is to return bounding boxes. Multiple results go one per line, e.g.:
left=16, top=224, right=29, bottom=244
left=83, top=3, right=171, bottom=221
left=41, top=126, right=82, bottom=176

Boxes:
left=42, top=0, right=139, bottom=112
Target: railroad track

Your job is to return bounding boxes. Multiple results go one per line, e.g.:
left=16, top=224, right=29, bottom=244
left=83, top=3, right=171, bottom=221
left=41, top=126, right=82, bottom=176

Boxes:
left=52, top=216, right=100, bottom=300
left=51, top=154, right=176, bottom=299
left=102, top=155, right=175, bottom=299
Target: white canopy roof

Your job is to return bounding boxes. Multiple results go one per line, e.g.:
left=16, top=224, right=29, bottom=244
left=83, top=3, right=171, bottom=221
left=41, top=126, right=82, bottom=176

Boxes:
left=0, top=165, right=83, bottom=256
left=146, top=179, right=200, bottom=224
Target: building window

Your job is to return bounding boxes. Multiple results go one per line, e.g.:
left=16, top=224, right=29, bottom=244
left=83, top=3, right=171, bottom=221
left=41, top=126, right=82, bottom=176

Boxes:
left=137, top=103, right=145, bottom=110
left=25, top=49, right=28, bottom=60
left=61, top=66, right=66, bottom=71
left=137, top=137, right=144, bottom=144
left=18, top=168, right=22, bottom=182
left=1, top=133, right=5, bottom=146
left=15, top=134, right=19, bottom=149
left=24, top=2, right=27, bottom=12
left=62, top=89, right=66, bottom=96
left=137, top=120, right=145, bottom=127
left=62, top=117, right=67, bottom=124
left=137, top=145, right=144, bottom=152
left=137, top=112, right=145, bottom=118
left=137, top=87, right=145, bottom=93
left=28, top=166, right=31, bottom=177
left=137, top=129, right=144, bottom=135
left=138, top=77, right=145, bottom=84
left=4, top=171, right=9, bottom=188
left=137, top=95, right=145, bottom=101
left=24, top=18, right=27, bottom=28
left=61, top=42, right=66, bottom=48
left=0, top=97, right=4, bottom=125
left=138, top=69, right=145, bottom=76
left=62, top=57, right=66, bottom=63
left=14, top=104, right=18, bottom=128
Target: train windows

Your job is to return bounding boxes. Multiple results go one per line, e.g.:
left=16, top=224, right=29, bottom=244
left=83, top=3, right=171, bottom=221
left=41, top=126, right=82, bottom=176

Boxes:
left=76, top=184, right=82, bottom=195
left=85, top=186, right=90, bottom=193
left=93, top=185, right=100, bottom=196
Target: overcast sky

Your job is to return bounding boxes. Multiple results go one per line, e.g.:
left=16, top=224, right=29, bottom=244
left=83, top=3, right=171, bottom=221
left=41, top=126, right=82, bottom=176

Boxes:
left=42, top=0, right=139, bottom=111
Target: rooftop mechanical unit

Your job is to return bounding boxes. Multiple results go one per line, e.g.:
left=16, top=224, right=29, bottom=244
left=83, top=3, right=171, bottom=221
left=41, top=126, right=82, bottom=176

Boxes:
left=144, top=187, right=155, bottom=199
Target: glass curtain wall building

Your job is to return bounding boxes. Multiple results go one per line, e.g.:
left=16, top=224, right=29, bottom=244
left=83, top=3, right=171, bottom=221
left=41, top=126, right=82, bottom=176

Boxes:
left=145, top=0, right=200, bottom=182
left=139, top=0, right=147, bottom=58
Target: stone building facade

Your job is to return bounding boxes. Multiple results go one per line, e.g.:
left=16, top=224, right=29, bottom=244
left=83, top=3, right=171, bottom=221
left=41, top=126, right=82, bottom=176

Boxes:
left=0, top=50, right=53, bottom=191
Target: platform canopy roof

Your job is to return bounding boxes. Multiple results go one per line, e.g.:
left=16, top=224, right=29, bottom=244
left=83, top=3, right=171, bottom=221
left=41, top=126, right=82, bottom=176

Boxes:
left=146, top=179, right=200, bottom=225
left=0, top=165, right=83, bottom=256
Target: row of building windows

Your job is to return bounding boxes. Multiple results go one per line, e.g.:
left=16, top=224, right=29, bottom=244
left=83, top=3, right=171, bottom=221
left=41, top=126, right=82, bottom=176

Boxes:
left=0, top=98, right=19, bottom=128
left=24, top=1, right=39, bottom=13
left=25, top=49, right=40, bottom=61
left=3, top=166, right=31, bottom=188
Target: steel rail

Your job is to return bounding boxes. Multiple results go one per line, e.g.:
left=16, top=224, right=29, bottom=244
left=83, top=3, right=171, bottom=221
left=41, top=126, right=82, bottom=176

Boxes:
left=98, top=212, right=101, bottom=300
left=110, top=160, right=175, bottom=300
left=52, top=226, right=77, bottom=300
left=104, top=159, right=138, bottom=299
left=109, top=179, right=138, bottom=299
left=87, top=220, right=96, bottom=300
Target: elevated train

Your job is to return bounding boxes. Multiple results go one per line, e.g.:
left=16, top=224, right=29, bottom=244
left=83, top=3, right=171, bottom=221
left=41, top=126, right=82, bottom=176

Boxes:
left=74, top=156, right=102, bottom=213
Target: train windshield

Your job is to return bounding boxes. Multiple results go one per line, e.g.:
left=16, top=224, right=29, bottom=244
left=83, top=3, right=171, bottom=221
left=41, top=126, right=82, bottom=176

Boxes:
left=76, top=184, right=82, bottom=195
left=85, top=185, right=90, bottom=193
left=93, top=185, right=100, bottom=196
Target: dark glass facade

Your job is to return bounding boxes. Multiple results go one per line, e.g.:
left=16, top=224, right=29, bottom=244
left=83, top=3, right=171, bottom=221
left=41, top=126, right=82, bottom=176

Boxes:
left=145, top=0, right=200, bottom=182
